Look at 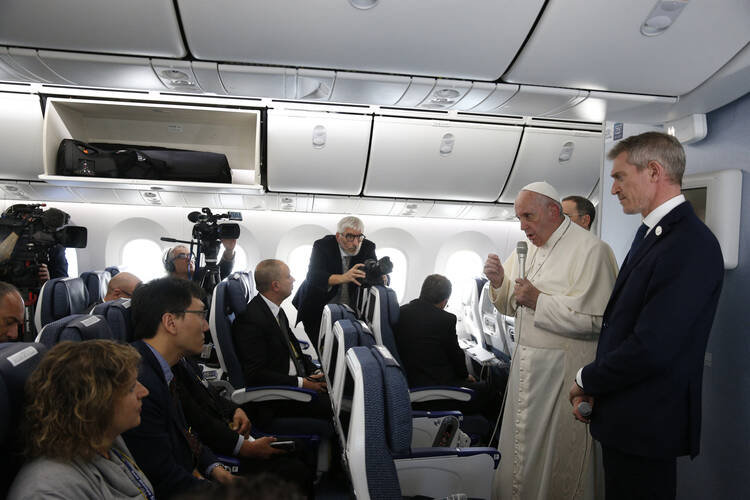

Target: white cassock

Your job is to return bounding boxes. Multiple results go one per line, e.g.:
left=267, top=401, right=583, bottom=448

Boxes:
left=491, top=218, right=618, bottom=500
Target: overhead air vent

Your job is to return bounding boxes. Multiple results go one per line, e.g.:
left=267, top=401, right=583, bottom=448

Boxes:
left=280, top=196, right=296, bottom=211
left=140, top=191, right=162, bottom=205
left=419, top=80, right=471, bottom=109
left=641, top=0, right=690, bottom=37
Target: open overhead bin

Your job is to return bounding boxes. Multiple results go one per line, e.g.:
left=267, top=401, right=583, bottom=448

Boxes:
left=364, top=117, right=522, bottom=202
left=0, top=92, right=43, bottom=180
left=40, top=98, right=262, bottom=193
left=266, top=109, right=372, bottom=195
left=499, top=128, right=602, bottom=203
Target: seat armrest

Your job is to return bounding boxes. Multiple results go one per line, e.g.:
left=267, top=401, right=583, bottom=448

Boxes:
left=230, top=386, right=317, bottom=405
left=409, top=386, right=474, bottom=402
left=411, top=410, right=463, bottom=419
left=402, top=447, right=500, bottom=468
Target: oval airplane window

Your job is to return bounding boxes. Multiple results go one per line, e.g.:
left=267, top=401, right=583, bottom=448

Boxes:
left=64, top=248, right=78, bottom=278
left=288, top=244, right=313, bottom=297
left=444, top=250, right=483, bottom=311
left=122, top=239, right=166, bottom=282
left=220, top=243, right=248, bottom=272
left=378, top=247, right=407, bottom=303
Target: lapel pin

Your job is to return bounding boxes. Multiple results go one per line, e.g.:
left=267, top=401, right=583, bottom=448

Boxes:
left=655, top=226, right=662, bottom=236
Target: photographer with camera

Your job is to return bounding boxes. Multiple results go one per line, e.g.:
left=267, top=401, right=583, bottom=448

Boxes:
left=163, top=208, right=241, bottom=293
left=292, top=216, right=384, bottom=348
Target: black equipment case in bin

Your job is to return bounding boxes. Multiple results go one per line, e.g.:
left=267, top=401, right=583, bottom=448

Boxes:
left=56, top=139, right=232, bottom=184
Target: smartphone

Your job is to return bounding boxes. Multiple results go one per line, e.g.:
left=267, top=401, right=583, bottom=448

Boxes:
left=270, top=440, right=296, bottom=452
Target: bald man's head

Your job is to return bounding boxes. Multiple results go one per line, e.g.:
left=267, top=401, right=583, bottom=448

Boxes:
left=104, top=272, right=142, bottom=302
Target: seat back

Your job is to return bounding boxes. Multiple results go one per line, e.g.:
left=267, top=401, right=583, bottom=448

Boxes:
left=36, top=314, right=114, bottom=348
left=319, top=303, right=358, bottom=373
left=91, top=298, right=133, bottom=342
left=80, top=270, right=112, bottom=306
left=0, top=342, right=47, bottom=497
left=366, top=285, right=402, bottom=366
left=34, top=277, right=91, bottom=332
left=461, top=277, right=487, bottom=347
left=209, top=273, right=253, bottom=387
left=479, top=282, right=514, bottom=357
left=105, top=266, right=120, bottom=277
left=345, top=346, right=405, bottom=500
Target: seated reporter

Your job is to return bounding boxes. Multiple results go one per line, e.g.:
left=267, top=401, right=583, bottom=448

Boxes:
left=9, top=340, right=153, bottom=500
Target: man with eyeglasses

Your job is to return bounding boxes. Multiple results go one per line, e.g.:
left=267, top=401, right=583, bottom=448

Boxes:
left=124, top=277, right=235, bottom=498
left=292, top=216, right=378, bottom=348
left=562, top=195, right=597, bottom=231
left=165, top=239, right=237, bottom=283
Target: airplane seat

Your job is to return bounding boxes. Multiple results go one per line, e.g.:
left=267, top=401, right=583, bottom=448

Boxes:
left=104, top=266, right=120, bottom=277
left=90, top=298, right=133, bottom=342
left=0, top=343, right=48, bottom=498
left=80, top=270, right=112, bottom=306
left=464, top=277, right=487, bottom=347
left=479, top=282, right=513, bottom=358
left=36, top=314, right=115, bottom=348
left=33, top=277, right=90, bottom=333
left=318, top=303, right=358, bottom=375
left=345, top=345, right=499, bottom=500
left=366, top=285, right=402, bottom=366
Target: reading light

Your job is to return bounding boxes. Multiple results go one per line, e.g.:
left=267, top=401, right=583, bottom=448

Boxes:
left=558, top=141, right=575, bottom=163
left=641, top=0, right=689, bottom=37
left=349, top=0, right=379, bottom=9
left=312, top=125, right=327, bottom=149
left=439, top=133, right=455, bottom=156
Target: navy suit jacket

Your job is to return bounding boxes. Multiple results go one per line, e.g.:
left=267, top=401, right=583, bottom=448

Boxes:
left=292, top=235, right=377, bottom=341
left=123, top=340, right=217, bottom=499
left=233, top=294, right=317, bottom=387
left=395, top=298, right=468, bottom=387
left=582, top=202, right=723, bottom=458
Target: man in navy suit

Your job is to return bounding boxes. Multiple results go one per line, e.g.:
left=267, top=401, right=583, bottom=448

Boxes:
left=570, top=132, right=724, bottom=499
left=292, top=216, right=378, bottom=347
left=123, top=277, right=234, bottom=499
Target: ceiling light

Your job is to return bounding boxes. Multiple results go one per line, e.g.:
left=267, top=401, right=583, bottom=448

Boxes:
left=349, top=0, right=379, bottom=10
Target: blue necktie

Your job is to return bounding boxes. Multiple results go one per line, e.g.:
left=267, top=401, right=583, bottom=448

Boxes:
left=625, top=223, right=648, bottom=264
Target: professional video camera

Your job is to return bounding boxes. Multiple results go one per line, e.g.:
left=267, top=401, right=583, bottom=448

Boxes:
left=361, top=256, right=393, bottom=287
left=0, top=204, right=87, bottom=291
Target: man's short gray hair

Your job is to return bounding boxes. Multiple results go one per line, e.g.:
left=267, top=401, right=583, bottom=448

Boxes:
left=337, top=216, right=364, bottom=234
left=607, top=131, right=685, bottom=185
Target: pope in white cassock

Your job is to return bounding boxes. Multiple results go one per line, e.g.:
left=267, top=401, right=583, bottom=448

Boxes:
left=485, top=182, right=618, bottom=500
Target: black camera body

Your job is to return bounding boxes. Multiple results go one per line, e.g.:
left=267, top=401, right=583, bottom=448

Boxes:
left=0, top=204, right=87, bottom=291
left=188, top=208, right=242, bottom=262
left=361, top=256, right=393, bottom=287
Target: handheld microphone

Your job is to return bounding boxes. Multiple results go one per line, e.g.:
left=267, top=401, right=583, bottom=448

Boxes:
left=577, top=401, right=592, bottom=418
left=516, top=241, right=528, bottom=280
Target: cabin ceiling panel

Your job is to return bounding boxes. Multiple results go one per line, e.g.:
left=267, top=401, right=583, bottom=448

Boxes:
left=311, top=196, right=359, bottom=215
left=365, top=117, right=523, bottom=202
left=26, top=183, right=80, bottom=203
left=496, top=86, right=587, bottom=117
left=219, top=66, right=296, bottom=99
left=504, top=0, right=750, bottom=96
left=0, top=48, right=33, bottom=83
left=499, top=128, right=602, bottom=204
left=330, top=73, right=410, bottom=106
left=0, top=0, right=185, bottom=58
left=176, top=0, right=545, bottom=80
left=4, top=49, right=73, bottom=85
left=68, top=187, right=120, bottom=205
left=266, top=110, right=372, bottom=195
left=390, top=200, right=435, bottom=218
left=0, top=92, right=43, bottom=180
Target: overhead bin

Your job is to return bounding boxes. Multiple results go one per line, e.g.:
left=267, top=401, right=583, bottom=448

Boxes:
left=0, top=0, right=185, bottom=58
left=177, top=0, right=545, bottom=80
left=266, top=109, right=372, bottom=195
left=504, top=0, right=750, bottom=96
left=499, top=128, right=602, bottom=203
left=365, top=117, right=522, bottom=202
left=0, top=92, right=43, bottom=180
left=41, top=98, right=262, bottom=193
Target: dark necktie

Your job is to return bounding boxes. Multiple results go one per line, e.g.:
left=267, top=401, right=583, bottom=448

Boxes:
left=168, top=377, right=203, bottom=465
left=625, top=223, right=649, bottom=265
left=278, top=308, right=306, bottom=377
left=340, top=256, right=351, bottom=306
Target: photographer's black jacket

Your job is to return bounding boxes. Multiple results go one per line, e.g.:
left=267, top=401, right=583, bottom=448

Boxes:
left=292, top=234, right=376, bottom=346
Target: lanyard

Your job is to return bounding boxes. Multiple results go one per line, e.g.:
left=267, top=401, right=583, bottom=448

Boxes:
left=110, top=447, right=156, bottom=500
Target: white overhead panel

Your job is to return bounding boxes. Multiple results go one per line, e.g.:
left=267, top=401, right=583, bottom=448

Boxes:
left=552, top=91, right=677, bottom=123
left=177, top=0, right=545, bottom=80
left=26, top=183, right=80, bottom=203
left=38, top=52, right=166, bottom=91
left=296, top=70, right=335, bottom=101
left=427, top=202, right=467, bottom=219
left=312, top=196, right=359, bottom=214
left=0, top=92, right=43, bottom=180
left=391, top=200, right=435, bottom=218
left=468, top=84, right=519, bottom=113
left=266, top=109, right=372, bottom=195
left=330, top=73, right=410, bottom=105
left=0, top=54, right=30, bottom=83
left=395, top=78, right=436, bottom=107
left=499, top=128, right=602, bottom=203
left=354, top=197, right=398, bottom=216
left=219, top=65, right=296, bottom=99
left=504, top=0, right=750, bottom=96
left=182, top=192, right=221, bottom=208
left=191, top=62, right=227, bottom=95
left=151, top=60, right=203, bottom=93
left=418, top=80, right=472, bottom=110
left=462, top=203, right=516, bottom=221
left=0, top=0, right=185, bottom=58
left=68, top=187, right=119, bottom=205
left=497, top=86, right=587, bottom=117
left=3, top=48, right=73, bottom=85
left=365, top=117, right=523, bottom=202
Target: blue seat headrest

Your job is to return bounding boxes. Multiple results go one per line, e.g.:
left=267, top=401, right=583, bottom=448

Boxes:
left=91, top=298, right=132, bottom=342
left=80, top=271, right=111, bottom=304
